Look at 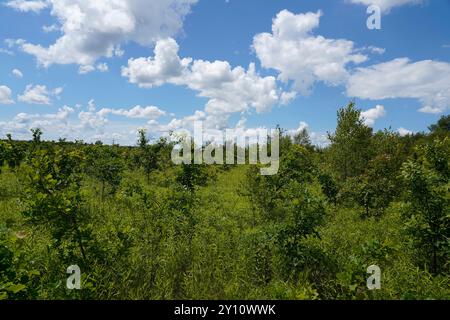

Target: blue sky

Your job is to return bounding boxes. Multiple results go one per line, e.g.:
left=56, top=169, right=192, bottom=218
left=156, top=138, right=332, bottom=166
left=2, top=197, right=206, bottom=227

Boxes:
left=0, top=0, right=449, bottom=145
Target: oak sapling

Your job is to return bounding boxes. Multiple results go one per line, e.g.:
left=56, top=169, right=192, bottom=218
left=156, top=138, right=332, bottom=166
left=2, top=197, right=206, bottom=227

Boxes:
left=23, top=146, right=91, bottom=264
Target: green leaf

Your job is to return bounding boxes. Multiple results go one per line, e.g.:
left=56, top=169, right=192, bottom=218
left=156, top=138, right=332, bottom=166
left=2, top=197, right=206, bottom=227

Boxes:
left=6, top=283, right=26, bottom=294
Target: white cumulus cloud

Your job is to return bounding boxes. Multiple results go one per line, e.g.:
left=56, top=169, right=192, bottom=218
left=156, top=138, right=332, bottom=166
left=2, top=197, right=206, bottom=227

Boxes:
left=122, top=38, right=191, bottom=87
left=12, top=0, right=197, bottom=67
left=122, top=38, right=284, bottom=119
left=12, top=68, right=23, bottom=78
left=5, top=0, right=49, bottom=13
left=253, top=10, right=367, bottom=95
left=360, top=105, right=386, bottom=127
left=78, top=63, right=109, bottom=74
left=0, top=85, right=14, bottom=104
left=98, top=105, right=166, bottom=121
left=18, top=84, right=63, bottom=105
left=0, top=99, right=168, bottom=144
left=347, top=58, right=450, bottom=114
left=397, top=127, right=413, bottom=136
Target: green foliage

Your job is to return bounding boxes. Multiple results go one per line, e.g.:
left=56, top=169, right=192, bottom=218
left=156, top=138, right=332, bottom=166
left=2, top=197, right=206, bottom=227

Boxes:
left=5, top=135, right=25, bottom=170
left=86, top=145, right=125, bottom=198
left=275, top=184, right=327, bottom=275
left=22, top=148, right=93, bottom=265
left=0, top=141, right=11, bottom=173
left=0, top=226, right=42, bottom=300
left=327, top=102, right=373, bottom=181
left=247, top=142, right=315, bottom=220
left=0, top=108, right=449, bottom=300
left=137, top=129, right=159, bottom=183
left=176, top=163, right=210, bottom=192
left=31, top=128, right=43, bottom=144
left=292, top=128, right=312, bottom=148
left=344, top=153, right=402, bottom=218
left=429, top=114, right=450, bottom=138
left=318, top=172, right=338, bottom=205
left=401, top=138, right=450, bottom=275
left=246, top=139, right=328, bottom=286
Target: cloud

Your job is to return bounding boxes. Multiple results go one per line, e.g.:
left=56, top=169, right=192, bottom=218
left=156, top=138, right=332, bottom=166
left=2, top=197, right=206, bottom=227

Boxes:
left=12, top=68, right=23, bottom=78
left=360, top=105, right=386, bottom=126
left=78, top=100, right=108, bottom=131
left=0, top=106, right=75, bottom=137
left=153, top=110, right=234, bottom=139
left=398, top=127, right=413, bottom=136
left=365, top=46, right=386, bottom=55
left=0, top=99, right=168, bottom=144
left=78, top=63, right=109, bottom=74
left=253, top=10, right=367, bottom=95
left=0, top=100, right=330, bottom=147
left=348, top=0, right=424, bottom=12
left=122, top=38, right=284, bottom=120
left=78, top=65, right=95, bottom=75
left=97, top=63, right=109, bottom=73
left=18, top=84, right=63, bottom=105
left=0, top=48, right=14, bottom=55
left=5, top=0, right=49, bottom=13
left=0, top=85, right=14, bottom=104
left=417, top=106, right=445, bottom=114
left=12, top=0, right=198, bottom=67
left=347, top=58, right=450, bottom=114
left=122, top=38, right=190, bottom=87
left=287, top=121, right=309, bottom=135
left=98, top=105, right=166, bottom=121
left=42, top=24, right=59, bottom=33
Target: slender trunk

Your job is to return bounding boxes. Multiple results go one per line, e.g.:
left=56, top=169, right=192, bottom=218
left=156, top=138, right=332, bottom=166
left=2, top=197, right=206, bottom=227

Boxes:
left=77, top=229, right=87, bottom=262
left=433, top=241, right=437, bottom=274
left=72, top=213, right=87, bottom=263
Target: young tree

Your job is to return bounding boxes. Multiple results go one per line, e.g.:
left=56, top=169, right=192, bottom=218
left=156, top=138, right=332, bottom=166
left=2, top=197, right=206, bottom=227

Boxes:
left=327, top=102, right=373, bottom=181
left=4, top=134, right=25, bottom=170
left=176, top=163, right=209, bottom=192
left=318, top=172, right=339, bottom=206
left=401, top=138, right=450, bottom=274
left=357, top=154, right=401, bottom=217
left=86, top=145, right=124, bottom=199
left=293, top=128, right=312, bottom=148
left=30, top=128, right=42, bottom=144
left=0, top=141, right=11, bottom=173
left=428, top=114, right=450, bottom=138
left=247, top=140, right=316, bottom=220
left=275, top=182, right=326, bottom=274
left=246, top=137, right=327, bottom=279
left=137, top=129, right=158, bottom=184
left=22, top=148, right=91, bottom=263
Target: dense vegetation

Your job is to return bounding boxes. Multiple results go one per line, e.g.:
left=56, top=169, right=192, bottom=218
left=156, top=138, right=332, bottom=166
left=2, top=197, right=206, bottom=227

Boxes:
left=0, top=103, right=449, bottom=300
